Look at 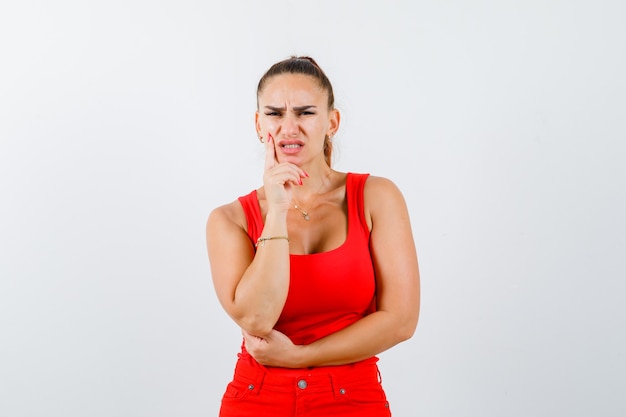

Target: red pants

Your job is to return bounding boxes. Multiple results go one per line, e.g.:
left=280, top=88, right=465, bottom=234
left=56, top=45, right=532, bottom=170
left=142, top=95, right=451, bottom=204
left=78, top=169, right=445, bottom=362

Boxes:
left=219, top=355, right=392, bottom=417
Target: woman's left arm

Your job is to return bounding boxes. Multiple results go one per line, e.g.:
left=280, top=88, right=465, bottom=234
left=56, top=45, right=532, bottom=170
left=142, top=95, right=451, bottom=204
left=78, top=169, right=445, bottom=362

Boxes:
left=244, top=176, right=420, bottom=368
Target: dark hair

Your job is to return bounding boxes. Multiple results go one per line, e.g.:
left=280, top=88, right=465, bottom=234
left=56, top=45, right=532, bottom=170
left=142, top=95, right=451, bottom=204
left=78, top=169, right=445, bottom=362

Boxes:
left=257, top=56, right=336, bottom=166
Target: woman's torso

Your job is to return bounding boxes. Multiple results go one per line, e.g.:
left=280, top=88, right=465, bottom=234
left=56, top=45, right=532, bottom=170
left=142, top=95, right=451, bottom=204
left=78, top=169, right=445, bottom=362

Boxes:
left=238, top=172, right=376, bottom=346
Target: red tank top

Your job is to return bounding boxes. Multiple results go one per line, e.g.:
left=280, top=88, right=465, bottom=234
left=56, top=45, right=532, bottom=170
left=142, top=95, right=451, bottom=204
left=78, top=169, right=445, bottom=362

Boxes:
left=238, top=173, right=377, bottom=345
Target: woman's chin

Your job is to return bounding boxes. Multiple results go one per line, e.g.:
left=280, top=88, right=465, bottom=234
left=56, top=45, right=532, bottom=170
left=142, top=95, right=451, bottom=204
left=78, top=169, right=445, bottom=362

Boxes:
left=277, top=155, right=303, bottom=166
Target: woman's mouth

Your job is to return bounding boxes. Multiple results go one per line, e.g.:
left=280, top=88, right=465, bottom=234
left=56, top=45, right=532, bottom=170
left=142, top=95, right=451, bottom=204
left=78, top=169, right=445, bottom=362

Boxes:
left=279, top=141, right=304, bottom=154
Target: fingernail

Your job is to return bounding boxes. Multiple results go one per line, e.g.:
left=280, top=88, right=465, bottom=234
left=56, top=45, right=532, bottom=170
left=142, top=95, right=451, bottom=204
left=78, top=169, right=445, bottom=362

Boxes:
left=303, top=171, right=309, bottom=177
left=298, top=178, right=303, bottom=186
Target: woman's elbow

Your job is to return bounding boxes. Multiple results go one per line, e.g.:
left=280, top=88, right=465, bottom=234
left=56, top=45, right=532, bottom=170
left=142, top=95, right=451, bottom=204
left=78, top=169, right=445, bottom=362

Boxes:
left=237, top=314, right=276, bottom=338
left=396, top=324, right=415, bottom=343
left=397, top=310, right=419, bottom=342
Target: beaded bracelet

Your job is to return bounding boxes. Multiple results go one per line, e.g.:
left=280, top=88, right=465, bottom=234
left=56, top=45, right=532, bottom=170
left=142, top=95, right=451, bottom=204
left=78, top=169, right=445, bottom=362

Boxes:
left=255, top=236, right=290, bottom=247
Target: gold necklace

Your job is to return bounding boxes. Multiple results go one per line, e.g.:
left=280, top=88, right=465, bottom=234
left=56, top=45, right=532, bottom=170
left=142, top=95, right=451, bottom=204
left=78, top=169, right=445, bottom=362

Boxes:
left=292, top=172, right=331, bottom=221
left=293, top=202, right=310, bottom=221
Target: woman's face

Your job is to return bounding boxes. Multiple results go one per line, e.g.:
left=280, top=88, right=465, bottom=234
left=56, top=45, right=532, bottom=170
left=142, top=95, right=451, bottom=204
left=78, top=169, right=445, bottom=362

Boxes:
left=256, top=73, right=339, bottom=166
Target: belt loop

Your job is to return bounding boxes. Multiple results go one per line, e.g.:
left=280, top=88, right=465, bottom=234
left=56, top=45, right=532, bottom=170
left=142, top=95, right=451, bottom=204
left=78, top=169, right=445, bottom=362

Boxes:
left=329, top=373, right=340, bottom=399
left=248, top=366, right=267, bottom=397
left=377, top=366, right=383, bottom=384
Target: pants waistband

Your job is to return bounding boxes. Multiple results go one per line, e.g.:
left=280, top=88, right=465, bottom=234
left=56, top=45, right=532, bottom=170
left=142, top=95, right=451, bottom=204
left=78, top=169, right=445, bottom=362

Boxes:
left=233, top=355, right=381, bottom=394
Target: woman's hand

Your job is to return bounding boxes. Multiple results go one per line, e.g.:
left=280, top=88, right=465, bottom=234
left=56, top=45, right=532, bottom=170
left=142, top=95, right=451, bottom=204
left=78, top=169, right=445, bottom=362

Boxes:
left=242, top=328, right=303, bottom=368
left=262, top=134, right=308, bottom=214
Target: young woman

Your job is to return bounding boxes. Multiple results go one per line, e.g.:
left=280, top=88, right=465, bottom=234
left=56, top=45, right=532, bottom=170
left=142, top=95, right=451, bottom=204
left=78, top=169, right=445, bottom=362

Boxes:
left=206, top=56, right=420, bottom=416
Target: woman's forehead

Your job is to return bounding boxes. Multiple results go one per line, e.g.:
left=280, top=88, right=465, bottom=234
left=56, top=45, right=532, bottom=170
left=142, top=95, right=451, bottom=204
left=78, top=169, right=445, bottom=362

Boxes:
left=259, top=74, right=326, bottom=103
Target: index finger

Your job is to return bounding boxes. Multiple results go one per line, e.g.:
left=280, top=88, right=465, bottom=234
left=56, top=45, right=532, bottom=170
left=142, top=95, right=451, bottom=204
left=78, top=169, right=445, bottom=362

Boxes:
left=264, top=133, right=278, bottom=171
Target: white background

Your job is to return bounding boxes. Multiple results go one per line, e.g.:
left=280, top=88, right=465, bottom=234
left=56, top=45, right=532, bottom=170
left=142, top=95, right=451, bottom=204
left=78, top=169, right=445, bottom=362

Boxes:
left=1, top=1, right=625, bottom=416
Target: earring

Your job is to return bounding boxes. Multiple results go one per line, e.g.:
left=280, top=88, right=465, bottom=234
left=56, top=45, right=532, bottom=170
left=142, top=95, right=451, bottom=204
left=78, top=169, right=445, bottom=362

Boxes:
left=258, top=135, right=264, bottom=143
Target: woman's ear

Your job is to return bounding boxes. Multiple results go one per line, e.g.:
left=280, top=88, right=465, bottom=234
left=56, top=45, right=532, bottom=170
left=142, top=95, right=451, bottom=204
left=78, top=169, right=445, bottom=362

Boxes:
left=328, top=108, right=340, bottom=136
left=254, top=111, right=261, bottom=137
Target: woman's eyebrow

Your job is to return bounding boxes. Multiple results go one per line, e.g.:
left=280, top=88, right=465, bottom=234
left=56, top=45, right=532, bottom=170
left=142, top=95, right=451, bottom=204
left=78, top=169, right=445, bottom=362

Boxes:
left=264, top=105, right=285, bottom=112
left=293, top=105, right=317, bottom=111
left=264, top=105, right=317, bottom=112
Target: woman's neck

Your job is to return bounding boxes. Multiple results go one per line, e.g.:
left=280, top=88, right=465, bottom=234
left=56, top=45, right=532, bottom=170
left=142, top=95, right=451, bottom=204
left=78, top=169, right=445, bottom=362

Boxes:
left=293, top=164, right=334, bottom=200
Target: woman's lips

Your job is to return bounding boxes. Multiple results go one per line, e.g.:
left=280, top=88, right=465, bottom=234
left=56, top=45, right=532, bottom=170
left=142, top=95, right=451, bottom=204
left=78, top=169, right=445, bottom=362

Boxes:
left=278, top=141, right=304, bottom=154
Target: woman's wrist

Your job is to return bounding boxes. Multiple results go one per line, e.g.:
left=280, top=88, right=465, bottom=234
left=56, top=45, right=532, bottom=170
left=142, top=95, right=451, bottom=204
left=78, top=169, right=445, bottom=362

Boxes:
left=291, top=343, right=311, bottom=368
left=265, top=207, right=289, bottom=219
left=263, top=210, right=289, bottom=232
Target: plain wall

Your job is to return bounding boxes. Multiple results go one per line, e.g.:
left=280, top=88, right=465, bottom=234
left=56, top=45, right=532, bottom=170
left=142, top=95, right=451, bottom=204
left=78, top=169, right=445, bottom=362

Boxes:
left=1, top=1, right=624, bottom=416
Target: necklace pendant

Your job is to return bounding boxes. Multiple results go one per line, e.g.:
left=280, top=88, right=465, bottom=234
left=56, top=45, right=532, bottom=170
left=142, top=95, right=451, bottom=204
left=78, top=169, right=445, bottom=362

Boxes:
left=294, top=203, right=311, bottom=220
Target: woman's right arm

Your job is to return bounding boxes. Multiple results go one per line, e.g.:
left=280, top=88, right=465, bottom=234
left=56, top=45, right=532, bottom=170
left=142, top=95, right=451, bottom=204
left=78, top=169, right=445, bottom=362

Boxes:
left=206, top=205, right=290, bottom=337
left=206, top=134, right=305, bottom=337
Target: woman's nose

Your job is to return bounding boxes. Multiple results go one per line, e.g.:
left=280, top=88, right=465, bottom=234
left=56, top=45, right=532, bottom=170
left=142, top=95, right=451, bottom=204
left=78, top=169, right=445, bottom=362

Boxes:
left=281, top=114, right=299, bottom=136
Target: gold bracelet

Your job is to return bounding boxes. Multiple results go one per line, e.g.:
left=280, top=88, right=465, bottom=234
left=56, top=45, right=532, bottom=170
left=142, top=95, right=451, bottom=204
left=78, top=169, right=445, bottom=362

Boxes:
left=255, top=236, right=290, bottom=247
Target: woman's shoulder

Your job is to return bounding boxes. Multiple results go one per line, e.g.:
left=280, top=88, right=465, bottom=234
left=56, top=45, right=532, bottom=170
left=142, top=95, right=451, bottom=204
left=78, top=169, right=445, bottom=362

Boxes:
left=362, top=174, right=403, bottom=195
left=362, top=175, right=407, bottom=214
left=207, top=197, right=248, bottom=232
